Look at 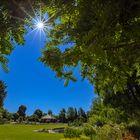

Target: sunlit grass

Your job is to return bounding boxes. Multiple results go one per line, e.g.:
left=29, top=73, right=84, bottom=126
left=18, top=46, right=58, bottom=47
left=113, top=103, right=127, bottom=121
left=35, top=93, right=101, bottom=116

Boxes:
left=0, top=124, right=67, bottom=140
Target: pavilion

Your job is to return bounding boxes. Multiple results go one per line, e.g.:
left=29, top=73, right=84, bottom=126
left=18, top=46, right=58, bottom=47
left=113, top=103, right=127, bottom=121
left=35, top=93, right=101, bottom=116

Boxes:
left=41, top=115, right=56, bottom=123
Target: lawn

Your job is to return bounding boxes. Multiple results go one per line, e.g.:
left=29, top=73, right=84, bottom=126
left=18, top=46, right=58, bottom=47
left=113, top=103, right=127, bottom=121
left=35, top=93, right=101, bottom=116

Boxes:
left=0, top=124, right=67, bottom=140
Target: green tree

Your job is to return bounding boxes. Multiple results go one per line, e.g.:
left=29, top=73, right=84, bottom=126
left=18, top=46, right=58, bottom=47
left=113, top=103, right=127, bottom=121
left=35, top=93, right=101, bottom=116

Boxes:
left=2, top=109, right=13, bottom=121
left=89, top=98, right=125, bottom=126
left=28, top=114, right=39, bottom=122
left=33, top=109, right=43, bottom=119
left=17, top=105, right=27, bottom=121
left=0, top=1, right=26, bottom=70
left=74, top=108, right=78, bottom=120
left=78, top=108, right=87, bottom=122
left=39, top=0, right=140, bottom=96
left=67, top=107, right=76, bottom=122
left=48, top=110, right=53, bottom=115
left=0, top=81, right=7, bottom=108
left=12, top=113, right=19, bottom=122
left=59, top=108, right=66, bottom=123
left=38, top=2, right=140, bottom=135
left=0, top=1, right=42, bottom=70
left=88, top=96, right=140, bottom=139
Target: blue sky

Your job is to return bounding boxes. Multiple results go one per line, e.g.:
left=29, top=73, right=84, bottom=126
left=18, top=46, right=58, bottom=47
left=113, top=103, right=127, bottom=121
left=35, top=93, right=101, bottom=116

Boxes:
left=0, top=28, right=95, bottom=115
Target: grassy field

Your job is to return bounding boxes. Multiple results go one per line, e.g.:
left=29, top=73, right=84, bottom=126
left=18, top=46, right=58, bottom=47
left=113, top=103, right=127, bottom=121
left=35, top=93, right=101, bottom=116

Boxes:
left=0, top=124, right=67, bottom=140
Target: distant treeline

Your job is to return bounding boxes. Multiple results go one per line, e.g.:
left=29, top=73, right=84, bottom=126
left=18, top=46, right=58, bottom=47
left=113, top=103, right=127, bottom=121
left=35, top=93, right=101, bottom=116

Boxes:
left=0, top=80, right=88, bottom=124
left=0, top=105, right=88, bottom=125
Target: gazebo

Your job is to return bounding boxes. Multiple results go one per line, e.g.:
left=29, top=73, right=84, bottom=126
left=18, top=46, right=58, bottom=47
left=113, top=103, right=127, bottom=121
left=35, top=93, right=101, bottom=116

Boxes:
left=41, top=115, right=56, bottom=123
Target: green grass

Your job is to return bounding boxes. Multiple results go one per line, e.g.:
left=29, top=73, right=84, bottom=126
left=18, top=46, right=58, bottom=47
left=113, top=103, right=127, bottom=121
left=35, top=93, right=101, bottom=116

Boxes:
left=0, top=124, right=67, bottom=140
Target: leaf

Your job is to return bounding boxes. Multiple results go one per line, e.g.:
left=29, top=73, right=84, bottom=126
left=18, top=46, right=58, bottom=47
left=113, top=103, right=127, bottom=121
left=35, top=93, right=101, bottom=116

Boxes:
left=64, top=79, right=69, bottom=87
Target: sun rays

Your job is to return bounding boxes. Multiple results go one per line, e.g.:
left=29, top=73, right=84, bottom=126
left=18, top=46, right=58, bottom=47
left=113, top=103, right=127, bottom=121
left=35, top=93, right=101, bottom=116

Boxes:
left=36, top=22, right=44, bottom=29
left=11, top=1, right=53, bottom=40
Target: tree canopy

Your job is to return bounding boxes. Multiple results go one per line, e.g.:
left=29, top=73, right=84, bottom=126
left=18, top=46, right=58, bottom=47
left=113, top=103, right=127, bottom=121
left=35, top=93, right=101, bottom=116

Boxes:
left=17, top=105, right=27, bottom=118
left=0, top=0, right=40, bottom=71
left=59, top=108, right=66, bottom=123
left=0, top=0, right=139, bottom=96
left=39, top=0, right=140, bottom=95
left=33, top=109, right=43, bottom=119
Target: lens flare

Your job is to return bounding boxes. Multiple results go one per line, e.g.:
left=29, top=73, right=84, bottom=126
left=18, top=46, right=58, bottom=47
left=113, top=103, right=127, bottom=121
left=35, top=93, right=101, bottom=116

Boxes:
left=36, top=22, right=44, bottom=29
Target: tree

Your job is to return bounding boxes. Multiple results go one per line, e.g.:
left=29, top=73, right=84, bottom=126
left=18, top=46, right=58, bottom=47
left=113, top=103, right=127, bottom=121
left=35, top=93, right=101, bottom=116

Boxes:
left=0, top=1, right=41, bottom=70
left=59, top=108, right=66, bottom=123
left=88, top=95, right=140, bottom=138
left=0, top=1, right=26, bottom=70
left=17, top=105, right=27, bottom=121
left=67, top=107, right=76, bottom=122
left=0, top=81, right=7, bottom=108
left=38, top=3, right=140, bottom=135
left=78, top=108, right=87, bottom=122
left=48, top=110, right=53, bottom=115
left=39, top=0, right=140, bottom=96
left=2, top=109, right=13, bottom=121
left=12, top=113, right=19, bottom=122
left=74, top=108, right=78, bottom=120
left=33, top=109, right=43, bottom=119
left=28, top=114, right=39, bottom=122
left=89, top=98, right=125, bottom=126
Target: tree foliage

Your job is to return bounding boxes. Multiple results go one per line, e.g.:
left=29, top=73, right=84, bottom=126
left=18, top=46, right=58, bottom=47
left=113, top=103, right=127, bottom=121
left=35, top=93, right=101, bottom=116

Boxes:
left=0, top=0, right=41, bottom=71
left=40, top=0, right=140, bottom=95
left=17, top=105, right=27, bottom=119
left=59, top=108, right=66, bottom=123
left=88, top=95, right=140, bottom=138
left=0, top=81, right=7, bottom=108
left=48, top=109, right=53, bottom=115
left=33, top=109, right=43, bottom=119
left=78, top=108, right=87, bottom=122
left=67, top=107, right=77, bottom=122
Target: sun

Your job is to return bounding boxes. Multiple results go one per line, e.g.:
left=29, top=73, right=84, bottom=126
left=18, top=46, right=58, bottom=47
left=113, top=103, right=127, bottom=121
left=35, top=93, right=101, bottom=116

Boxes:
left=36, top=21, right=44, bottom=29
left=25, top=9, right=53, bottom=37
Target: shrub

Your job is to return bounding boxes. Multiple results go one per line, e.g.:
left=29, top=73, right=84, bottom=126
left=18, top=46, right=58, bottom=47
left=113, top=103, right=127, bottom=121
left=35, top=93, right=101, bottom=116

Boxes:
left=127, top=125, right=140, bottom=139
left=64, top=127, right=82, bottom=138
left=72, top=120, right=83, bottom=127
left=83, top=126, right=96, bottom=137
left=0, top=118, right=5, bottom=124
left=93, top=124, right=123, bottom=140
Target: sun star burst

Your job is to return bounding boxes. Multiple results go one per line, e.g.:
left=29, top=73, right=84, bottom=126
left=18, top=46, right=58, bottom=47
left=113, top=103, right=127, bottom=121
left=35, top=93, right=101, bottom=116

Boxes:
left=36, top=21, right=44, bottom=29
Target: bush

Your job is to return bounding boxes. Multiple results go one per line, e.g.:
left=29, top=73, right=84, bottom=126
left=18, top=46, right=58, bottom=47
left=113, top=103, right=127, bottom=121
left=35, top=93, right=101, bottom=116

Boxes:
left=72, top=120, right=83, bottom=127
left=127, top=125, right=140, bottom=139
left=93, top=124, right=123, bottom=140
left=0, top=118, right=5, bottom=124
left=83, top=126, right=96, bottom=137
left=64, top=127, right=82, bottom=138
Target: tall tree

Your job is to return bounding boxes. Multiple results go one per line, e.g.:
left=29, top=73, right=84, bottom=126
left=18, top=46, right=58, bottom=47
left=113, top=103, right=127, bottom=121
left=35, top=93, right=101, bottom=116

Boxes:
left=33, top=109, right=43, bottom=119
left=67, top=107, right=76, bottom=122
left=12, top=113, right=19, bottom=122
left=59, top=108, right=66, bottom=123
left=48, top=110, right=53, bottom=115
left=17, top=105, right=27, bottom=120
left=0, top=81, right=7, bottom=108
left=74, top=108, right=78, bottom=120
left=39, top=0, right=140, bottom=96
left=2, top=109, right=13, bottom=121
left=78, top=108, right=87, bottom=122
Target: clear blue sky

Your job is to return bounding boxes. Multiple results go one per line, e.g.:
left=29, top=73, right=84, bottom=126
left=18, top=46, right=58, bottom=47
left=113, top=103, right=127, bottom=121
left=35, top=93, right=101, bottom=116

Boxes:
left=0, top=28, right=95, bottom=115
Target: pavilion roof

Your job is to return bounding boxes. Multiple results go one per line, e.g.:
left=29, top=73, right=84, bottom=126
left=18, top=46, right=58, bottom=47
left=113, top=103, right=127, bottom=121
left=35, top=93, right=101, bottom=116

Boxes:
left=41, top=115, right=56, bottom=120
